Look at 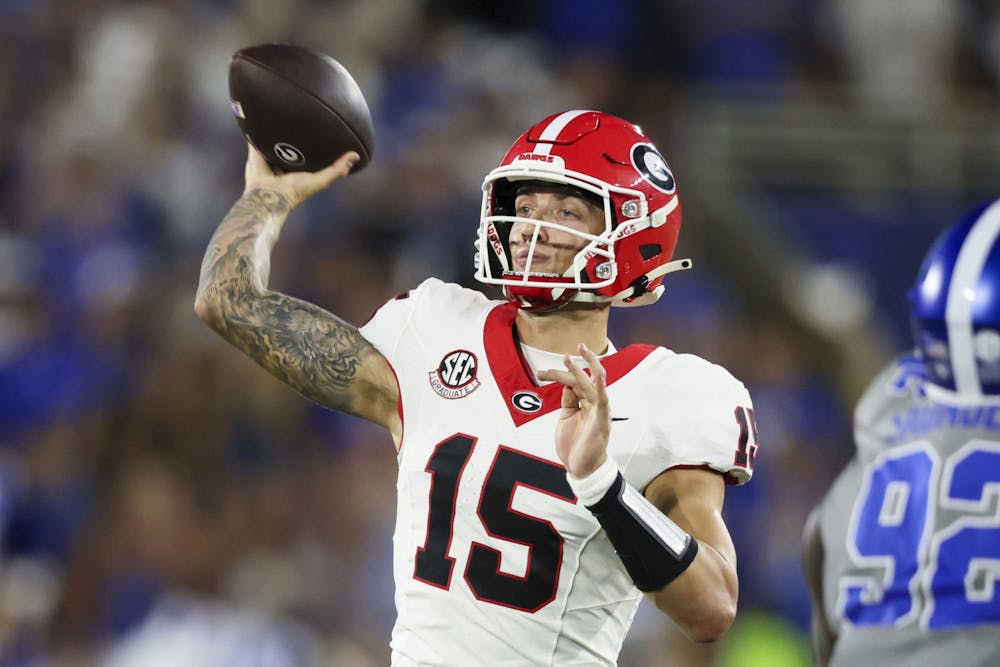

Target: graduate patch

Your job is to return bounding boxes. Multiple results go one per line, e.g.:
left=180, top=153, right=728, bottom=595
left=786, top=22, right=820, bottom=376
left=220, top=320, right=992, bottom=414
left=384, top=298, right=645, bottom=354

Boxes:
left=429, top=350, right=481, bottom=399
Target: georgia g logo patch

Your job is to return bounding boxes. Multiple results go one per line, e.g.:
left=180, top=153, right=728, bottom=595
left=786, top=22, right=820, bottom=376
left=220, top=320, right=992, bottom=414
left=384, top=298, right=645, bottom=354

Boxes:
left=429, top=350, right=481, bottom=399
left=631, top=143, right=675, bottom=193
left=511, top=391, right=543, bottom=413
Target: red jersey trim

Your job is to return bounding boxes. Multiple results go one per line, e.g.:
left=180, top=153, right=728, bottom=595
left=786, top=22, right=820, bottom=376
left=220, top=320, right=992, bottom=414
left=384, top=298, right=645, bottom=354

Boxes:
left=482, top=303, right=657, bottom=427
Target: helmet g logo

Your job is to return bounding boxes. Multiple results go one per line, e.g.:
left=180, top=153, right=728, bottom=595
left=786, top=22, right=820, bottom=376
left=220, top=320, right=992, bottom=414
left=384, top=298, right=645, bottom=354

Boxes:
left=631, top=143, right=675, bottom=193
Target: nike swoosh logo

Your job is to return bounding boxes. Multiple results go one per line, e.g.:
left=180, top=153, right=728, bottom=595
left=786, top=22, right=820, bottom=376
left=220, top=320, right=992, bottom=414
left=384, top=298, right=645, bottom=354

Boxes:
left=612, top=417, right=629, bottom=422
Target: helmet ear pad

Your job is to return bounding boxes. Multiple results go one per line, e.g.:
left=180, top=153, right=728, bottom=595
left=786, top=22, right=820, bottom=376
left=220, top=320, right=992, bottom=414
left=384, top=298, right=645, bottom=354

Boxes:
left=590, top=196, right=682, bottom=302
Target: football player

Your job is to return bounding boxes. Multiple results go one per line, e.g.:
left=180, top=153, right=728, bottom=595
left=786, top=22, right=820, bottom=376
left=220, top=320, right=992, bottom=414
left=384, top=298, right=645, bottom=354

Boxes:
left=803, top=200, right=1000, bottom=667
left=196, top=110, right=759, bottom=665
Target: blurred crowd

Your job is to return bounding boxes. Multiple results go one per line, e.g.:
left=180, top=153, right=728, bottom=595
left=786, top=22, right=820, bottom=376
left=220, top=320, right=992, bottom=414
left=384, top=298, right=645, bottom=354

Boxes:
left=3, top=0, right=1000, bottom=665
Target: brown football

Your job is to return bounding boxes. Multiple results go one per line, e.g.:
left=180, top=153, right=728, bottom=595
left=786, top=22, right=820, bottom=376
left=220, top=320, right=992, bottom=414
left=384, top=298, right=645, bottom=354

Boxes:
left=228, top=43, right=374, bottom=173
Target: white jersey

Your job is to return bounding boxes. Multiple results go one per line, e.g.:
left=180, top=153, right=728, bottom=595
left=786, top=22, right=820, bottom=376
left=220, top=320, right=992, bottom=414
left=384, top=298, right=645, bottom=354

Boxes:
left=360, top=279, right=756, bottom=667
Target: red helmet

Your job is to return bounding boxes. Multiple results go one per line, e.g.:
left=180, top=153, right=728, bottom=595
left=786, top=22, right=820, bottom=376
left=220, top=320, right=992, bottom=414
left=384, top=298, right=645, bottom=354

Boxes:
left=475, top=110, right=690, bottom=311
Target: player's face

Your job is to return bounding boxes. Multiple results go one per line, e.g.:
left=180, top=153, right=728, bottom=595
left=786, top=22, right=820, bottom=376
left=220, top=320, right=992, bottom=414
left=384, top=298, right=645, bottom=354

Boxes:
left=508, top=189, right=604, bottom=275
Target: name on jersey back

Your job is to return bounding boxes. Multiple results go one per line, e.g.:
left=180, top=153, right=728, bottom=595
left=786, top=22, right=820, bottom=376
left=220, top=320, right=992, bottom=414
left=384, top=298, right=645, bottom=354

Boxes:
left=889, top=403, right=1000, bottom=443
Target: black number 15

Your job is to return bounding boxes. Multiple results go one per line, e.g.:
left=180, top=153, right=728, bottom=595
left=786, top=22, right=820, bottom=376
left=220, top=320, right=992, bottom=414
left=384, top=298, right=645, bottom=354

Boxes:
left=413, top=434, right=576, bottom=612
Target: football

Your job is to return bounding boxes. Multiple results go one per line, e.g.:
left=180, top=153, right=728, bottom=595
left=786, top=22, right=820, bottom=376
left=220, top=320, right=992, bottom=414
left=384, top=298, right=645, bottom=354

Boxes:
left=228, top=43, right=374, bottom=174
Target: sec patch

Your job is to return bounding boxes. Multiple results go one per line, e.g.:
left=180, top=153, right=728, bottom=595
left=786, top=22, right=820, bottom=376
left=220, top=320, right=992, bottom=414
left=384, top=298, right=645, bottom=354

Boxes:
left=429, top=350, right=481, bottom=399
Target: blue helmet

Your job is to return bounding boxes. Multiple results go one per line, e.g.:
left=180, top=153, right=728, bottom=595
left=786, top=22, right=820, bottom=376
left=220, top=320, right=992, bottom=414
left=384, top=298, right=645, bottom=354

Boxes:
left=910, top=199, right=1000, bottom=395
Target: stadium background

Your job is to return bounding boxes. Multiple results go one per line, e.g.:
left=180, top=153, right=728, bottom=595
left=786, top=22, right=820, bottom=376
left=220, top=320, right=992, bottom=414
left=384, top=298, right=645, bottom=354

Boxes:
left=1, top=0, right=998, bottom=664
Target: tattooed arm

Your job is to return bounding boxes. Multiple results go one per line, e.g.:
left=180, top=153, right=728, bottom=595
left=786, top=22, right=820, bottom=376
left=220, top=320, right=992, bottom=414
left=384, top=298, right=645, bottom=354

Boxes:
left=195, top=145, right=402, bottom=440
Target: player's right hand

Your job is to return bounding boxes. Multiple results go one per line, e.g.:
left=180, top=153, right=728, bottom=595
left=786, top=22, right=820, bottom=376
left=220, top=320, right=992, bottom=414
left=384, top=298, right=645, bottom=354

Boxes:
left=243, top=142, right=360, bottom=209
left=538, top=343, right=613, bottom=479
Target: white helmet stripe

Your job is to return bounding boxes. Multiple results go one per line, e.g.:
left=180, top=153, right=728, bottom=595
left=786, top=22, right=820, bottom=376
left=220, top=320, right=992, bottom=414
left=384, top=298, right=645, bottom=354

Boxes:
left=946, top=200, right=1000, bottom=394
left=531, top=110, right=591, bottom=156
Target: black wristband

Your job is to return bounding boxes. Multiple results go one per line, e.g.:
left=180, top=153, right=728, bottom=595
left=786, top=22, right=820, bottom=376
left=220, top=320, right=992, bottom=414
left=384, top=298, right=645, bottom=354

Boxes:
left=587, top=472, right=699, bottom=592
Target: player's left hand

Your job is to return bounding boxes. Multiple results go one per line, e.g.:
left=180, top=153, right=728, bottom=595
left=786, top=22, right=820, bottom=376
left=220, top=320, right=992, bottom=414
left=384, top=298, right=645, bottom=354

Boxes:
left=537, top=344, right=612, bottom=479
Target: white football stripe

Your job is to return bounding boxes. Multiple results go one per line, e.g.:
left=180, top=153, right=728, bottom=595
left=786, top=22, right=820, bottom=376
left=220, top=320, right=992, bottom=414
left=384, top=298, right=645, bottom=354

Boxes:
left=947, top=200, right=1000, bottom=394
left=531, top=110, right=591, bottom=156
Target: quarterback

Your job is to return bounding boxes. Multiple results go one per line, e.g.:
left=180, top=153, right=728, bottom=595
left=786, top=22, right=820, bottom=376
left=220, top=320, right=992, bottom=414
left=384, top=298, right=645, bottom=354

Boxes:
left=196, top=110, right=758, bottom=665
